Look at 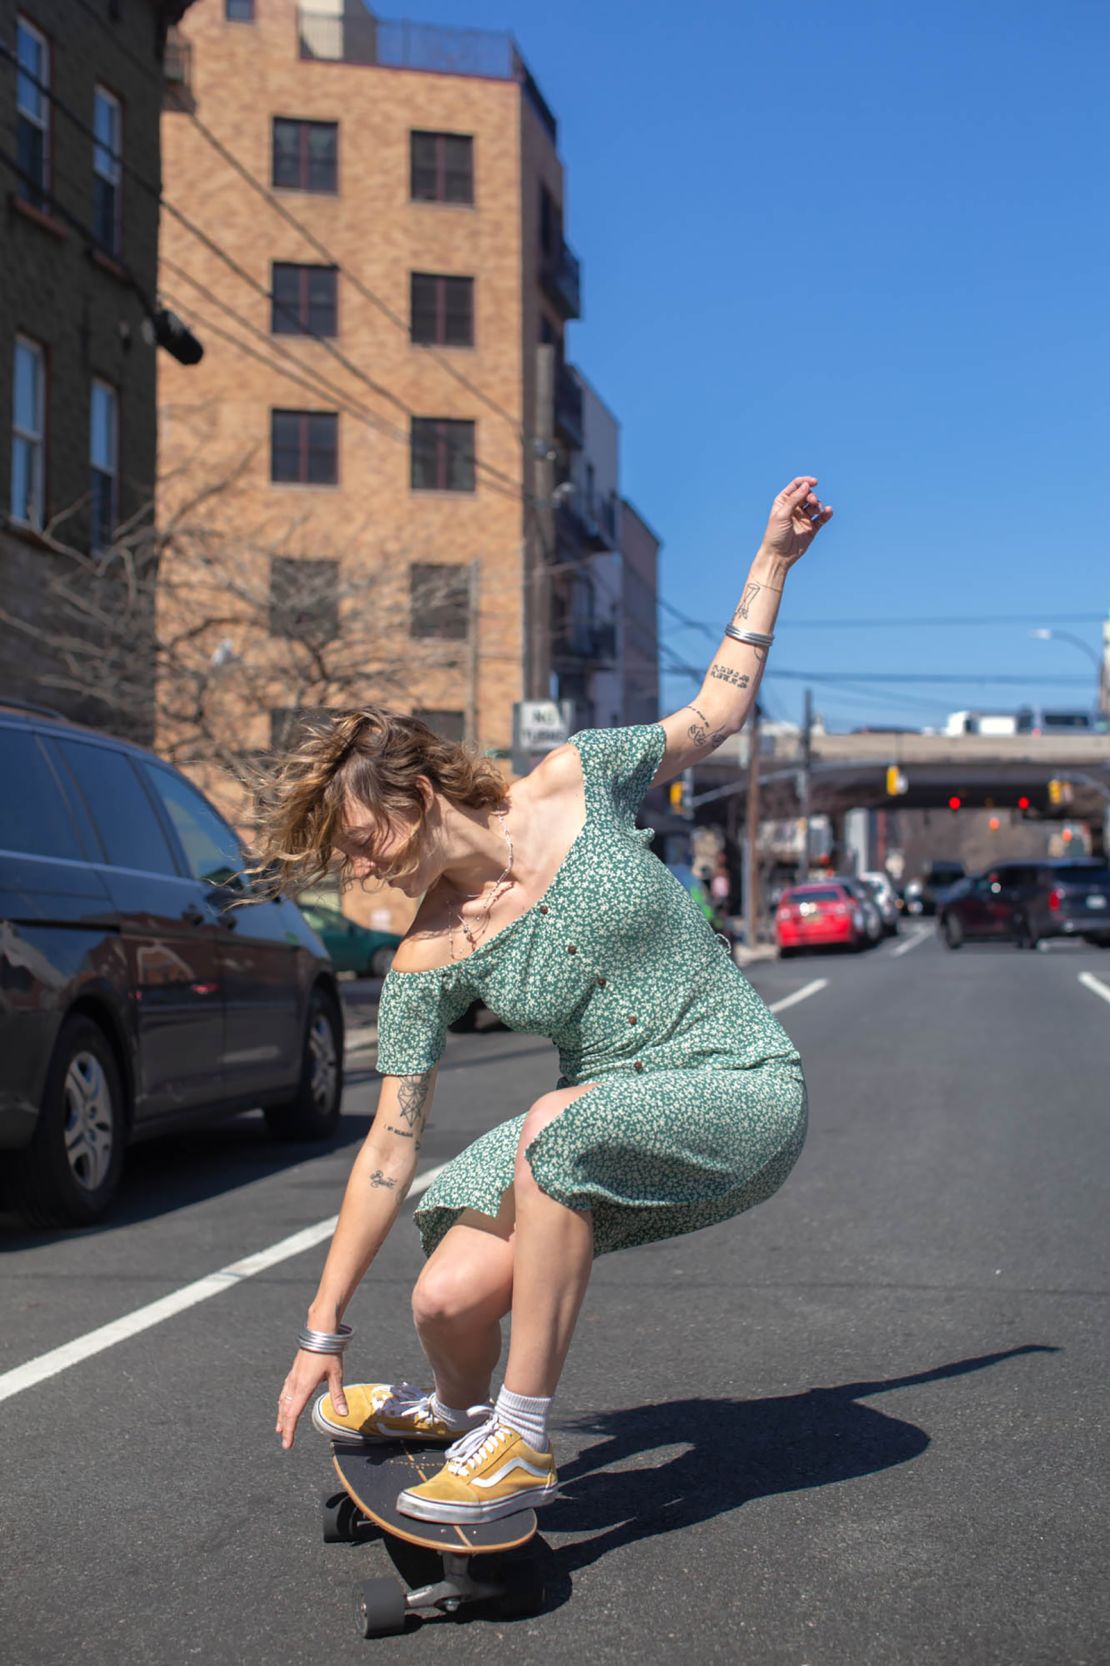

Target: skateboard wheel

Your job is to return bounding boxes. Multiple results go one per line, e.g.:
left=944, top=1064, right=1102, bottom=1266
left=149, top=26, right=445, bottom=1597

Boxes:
left=496, top=1553, right=546, bottom=1619
left=354, top=1578, right=408, bottom=1638
left=322, top=1491, right=361, bottom=1544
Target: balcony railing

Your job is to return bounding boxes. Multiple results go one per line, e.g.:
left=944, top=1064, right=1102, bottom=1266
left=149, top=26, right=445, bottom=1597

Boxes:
left=554, top=364, right=583, bottom=449
left=540, top=238, right=581, bottom=320
left=162, top=30, right=194, bottom=110
left=552, top=618, right=617, bottom=663
left=296, top=9, right=557, bottom=141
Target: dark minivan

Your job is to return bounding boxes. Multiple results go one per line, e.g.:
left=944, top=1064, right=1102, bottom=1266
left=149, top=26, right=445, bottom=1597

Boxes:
left=0, top=704, right=344, bottom=1227
left=938, top=858, right=1110, bottom=949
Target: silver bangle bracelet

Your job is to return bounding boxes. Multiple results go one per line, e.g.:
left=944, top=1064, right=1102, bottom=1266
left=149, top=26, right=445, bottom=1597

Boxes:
left=724, top=623, right=775, bottom=649
left=297, top=1322, right=353, bottom=1355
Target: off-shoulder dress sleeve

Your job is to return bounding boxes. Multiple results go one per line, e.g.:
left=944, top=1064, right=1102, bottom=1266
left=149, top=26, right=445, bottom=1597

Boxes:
left=374, top=968, right=473, bottom=1076
left=571, top=721, right=667, bottom=826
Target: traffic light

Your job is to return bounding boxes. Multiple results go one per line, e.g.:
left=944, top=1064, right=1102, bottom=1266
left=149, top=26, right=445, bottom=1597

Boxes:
left=885, top=765, right=908, bottom=796
left=669, top=779, right=685, bottom=813
left=948, top=795, right=961, bottom=812
left=668, top=767, right=695, bottom=819
left=1048, top=779, right=1062, bottom=807
left=1017, top=796, right=1031, bottom=812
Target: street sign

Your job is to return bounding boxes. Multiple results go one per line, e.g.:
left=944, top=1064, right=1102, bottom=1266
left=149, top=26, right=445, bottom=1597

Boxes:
left=512, top=699, right=576, bottom=774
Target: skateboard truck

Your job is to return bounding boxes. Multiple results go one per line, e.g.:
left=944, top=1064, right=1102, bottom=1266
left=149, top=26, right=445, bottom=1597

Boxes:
left=352, top=1551, right=543, bottom=1637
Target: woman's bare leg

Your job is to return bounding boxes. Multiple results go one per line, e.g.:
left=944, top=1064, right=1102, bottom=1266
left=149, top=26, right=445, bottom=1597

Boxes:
left=501, top=1084, right=597, bottom=1400
left=411, top=1194, right=515, bottom=1409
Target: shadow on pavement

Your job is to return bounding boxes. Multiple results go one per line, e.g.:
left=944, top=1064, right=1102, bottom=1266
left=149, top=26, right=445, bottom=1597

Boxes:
left=537, top=1345, right=1057, bottom=1592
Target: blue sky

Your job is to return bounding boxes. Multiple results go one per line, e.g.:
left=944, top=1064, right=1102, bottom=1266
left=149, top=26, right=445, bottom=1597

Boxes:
left=403, top=0, right=1108, bottom=730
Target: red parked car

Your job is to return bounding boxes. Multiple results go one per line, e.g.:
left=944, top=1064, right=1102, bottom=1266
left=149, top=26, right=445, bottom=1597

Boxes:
left=775, top=882, right=869, bottom=956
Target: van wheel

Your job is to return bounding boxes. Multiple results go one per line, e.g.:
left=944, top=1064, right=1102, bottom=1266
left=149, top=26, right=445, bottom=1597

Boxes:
left=1012, top=913, right=1037, bottom=951
left=264, top=988, right=344, bottom=1141
left=6, top=1015, right=127, bottom=1227
left=942, top=915, right=964, bottom=950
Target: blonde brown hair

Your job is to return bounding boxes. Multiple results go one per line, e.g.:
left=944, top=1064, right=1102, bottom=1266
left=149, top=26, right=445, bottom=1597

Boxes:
left=250, top=706, right=508, bottom=897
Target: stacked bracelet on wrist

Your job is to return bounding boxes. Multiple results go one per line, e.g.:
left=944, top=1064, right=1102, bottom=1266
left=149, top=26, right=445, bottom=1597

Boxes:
left=724, top=624, right=775, bottom=649
left=297, top=1322, right=353, bottom=1356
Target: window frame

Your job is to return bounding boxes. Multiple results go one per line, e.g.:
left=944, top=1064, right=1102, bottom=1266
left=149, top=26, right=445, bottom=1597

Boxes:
left=11, top=334, right=46, bottom=529
left=225, top=0, right=255, bottom=19
left=92, top=83, right=123, bottom=257
left=15, top=14, right=50, bottom=208
left=271, top=262, right=339, bottom=337
left=409, top=418, right=476, bottom=494
left=410, top=273, right=474, bottom=348
left=89, top=377, right=119, bottom=552
left=409, top=563, right=471, bottom=640
left=410, top=131, right=474, bottom=205
left=268, top=555, right=340, bottom=641
left=270, top=408, right=339, bottom=486
left=271, top=117, right=338, bottom=195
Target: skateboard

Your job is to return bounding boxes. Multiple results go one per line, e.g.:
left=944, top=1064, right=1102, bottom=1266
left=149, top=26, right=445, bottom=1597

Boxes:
left=324, top=1440, right=544, bottom=1637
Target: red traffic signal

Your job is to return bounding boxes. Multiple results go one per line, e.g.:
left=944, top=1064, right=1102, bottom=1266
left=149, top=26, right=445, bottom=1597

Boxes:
left=948, top=795, right=962, bottom=812
left=1017, top=795, right=1030, bottom=812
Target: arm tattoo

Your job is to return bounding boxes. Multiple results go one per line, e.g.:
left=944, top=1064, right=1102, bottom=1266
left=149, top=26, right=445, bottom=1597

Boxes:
left=369, top=1169, right=397, bottom=1190
left=735, top=582, right=760, bottom=621
left=684, top=704, right=729, bottom=752
left=709, top=663, right=751, bottom=689
left=386, top=1072, right=434, bottom=1153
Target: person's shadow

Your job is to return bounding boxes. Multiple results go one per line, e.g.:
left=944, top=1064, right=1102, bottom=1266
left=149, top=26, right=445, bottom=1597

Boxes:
left=522, top=1344, right=1056, bottom=1606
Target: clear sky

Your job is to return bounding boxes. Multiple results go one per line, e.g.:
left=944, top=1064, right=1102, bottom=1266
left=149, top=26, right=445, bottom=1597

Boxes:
left=398, top=0, right=1109, bottom=731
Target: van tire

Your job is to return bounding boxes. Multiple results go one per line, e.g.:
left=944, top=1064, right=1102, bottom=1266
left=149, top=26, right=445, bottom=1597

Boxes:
left=264, top=988, right=344, bottom=1141
left=6, top=1015, right=127, bottom=1228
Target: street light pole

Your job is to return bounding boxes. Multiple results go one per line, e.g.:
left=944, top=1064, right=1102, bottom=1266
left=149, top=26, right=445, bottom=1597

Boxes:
left=1029, top=627, right=1105, bottom=714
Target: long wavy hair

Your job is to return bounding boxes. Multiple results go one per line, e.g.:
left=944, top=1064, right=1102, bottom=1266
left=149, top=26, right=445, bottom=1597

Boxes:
left=250, top=706, right=508, bottom=898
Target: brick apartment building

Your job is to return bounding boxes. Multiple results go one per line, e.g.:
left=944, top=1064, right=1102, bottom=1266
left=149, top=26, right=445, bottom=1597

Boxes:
left=0, top=0, right=194, bottom=739
left=158, top=0, right=662, bottom=927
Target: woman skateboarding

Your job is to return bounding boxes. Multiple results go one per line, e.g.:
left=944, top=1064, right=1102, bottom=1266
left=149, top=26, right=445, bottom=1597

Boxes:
left=270, top=476, right=833, bottom=1523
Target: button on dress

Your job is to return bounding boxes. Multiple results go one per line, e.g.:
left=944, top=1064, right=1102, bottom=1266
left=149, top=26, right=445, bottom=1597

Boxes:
left=374, top=723, right=808, bottom=1258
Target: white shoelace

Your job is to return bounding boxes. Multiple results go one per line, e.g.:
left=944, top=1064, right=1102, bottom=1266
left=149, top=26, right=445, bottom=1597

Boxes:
left=445, top=1418, right=510, bottom=1475
left=379, top=1381, right=434, bottom=1421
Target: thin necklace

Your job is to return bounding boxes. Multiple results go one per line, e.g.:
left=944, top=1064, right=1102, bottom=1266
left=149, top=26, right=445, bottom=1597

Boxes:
left=449, top=804, right=514, bottom=960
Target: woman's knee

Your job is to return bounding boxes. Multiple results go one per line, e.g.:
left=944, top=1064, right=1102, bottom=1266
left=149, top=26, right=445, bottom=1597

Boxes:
left=411, top=1245, right=512, bottom=1331
left=514, top=1083, right=595, bottom=1190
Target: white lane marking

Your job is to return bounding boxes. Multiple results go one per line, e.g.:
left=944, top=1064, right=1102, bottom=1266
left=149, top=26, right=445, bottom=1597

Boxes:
left=0, top=1160, right=449, bottom=1406
left=1078, top=971, right=1110, bottom=1008
left=769, top=979, right=828, bottom=1014
left=889, top=925, right=932, bottom=958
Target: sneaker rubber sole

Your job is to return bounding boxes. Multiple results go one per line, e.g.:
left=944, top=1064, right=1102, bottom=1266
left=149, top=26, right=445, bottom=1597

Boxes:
left=309, top=1395, right=468, bottom=1444
left=395, top=1478, right=559, bottom=1524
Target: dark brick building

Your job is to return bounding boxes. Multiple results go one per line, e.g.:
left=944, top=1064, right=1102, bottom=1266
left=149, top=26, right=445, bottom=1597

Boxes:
left=0, top=0, right=193, bottom=738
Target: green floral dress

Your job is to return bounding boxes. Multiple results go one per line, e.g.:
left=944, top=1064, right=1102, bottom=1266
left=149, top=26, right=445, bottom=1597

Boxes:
left=374, top=723, right=808, bottom=1258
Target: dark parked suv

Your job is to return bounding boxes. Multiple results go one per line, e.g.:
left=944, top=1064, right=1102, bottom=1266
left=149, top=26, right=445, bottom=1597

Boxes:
left=938, top=858, right=1110, bottom=949
left=0, top=704, right=344, bottom=1227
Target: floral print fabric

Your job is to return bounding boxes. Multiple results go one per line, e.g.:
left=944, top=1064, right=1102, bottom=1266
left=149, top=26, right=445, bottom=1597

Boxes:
left=374, top=722, right=808, bottom=1257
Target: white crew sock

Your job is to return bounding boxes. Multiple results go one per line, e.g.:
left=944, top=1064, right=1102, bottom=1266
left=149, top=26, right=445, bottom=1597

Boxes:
left=431, top=1392, right=489, bottom=1431
left=495, top=1386, right=552, bottom=1452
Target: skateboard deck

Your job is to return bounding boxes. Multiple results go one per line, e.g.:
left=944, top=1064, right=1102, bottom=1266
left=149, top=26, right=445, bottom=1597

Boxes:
left=326, top=1440, right=544, bottom=1635
left=332, top=1440, right=538, bottom=1555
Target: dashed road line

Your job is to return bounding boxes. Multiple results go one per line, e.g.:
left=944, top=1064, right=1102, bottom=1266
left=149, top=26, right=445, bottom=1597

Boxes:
left=769, top=979, right=828, bottom=1014
left=0, top=1161, right=449, bottom=1406
left=1078, top=971, right=1110, bottom=1008
left=889, top=925, right=932, bottom=957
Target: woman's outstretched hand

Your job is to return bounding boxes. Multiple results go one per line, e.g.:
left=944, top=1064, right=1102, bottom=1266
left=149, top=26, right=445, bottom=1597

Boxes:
left=275, top=1347, right=349, bottom=1451
left=759, top=476, right=834, bottom=570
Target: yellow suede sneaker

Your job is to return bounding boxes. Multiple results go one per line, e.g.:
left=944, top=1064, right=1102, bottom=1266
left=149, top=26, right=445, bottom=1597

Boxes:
left=396, top=1420, right=558, bottom=1523
left=311, top=1381, right=492, bottom=1444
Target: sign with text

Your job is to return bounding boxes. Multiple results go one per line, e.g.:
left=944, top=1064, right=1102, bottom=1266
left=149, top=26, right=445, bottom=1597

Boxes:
left=512, top=699, right=576, bottom=774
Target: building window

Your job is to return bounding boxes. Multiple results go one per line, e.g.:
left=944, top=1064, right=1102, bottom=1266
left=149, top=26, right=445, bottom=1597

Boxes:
left=272, top=118, right=338, bottom=193
left=271, top=263, right=338, bottom=336
left=412, top=709, right=465, bottom=742
left=410, top=419, right=475, bottom=493
left=271, top=410, right=338, bottom=484
left=92, top=86, right=122, bottom=256
left=15, top=16, right=50, bottom=210
left=269, top=556, right=340, bottom=642
left=89, top=379, right=118, bottom=551
left=225, top=0, right=254, bottom=18
left=10, top=336, right=46, bottom=528
left=410, top=132, right=473, bottom=204
left=409, top=564, right=470, bottom=639
left=411, top=274, right=474, bottom=347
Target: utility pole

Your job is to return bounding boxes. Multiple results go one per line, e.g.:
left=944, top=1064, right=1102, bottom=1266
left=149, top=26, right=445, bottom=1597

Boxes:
left=465, top=558, right=480, bottom=748
left=744, top=701, right=762, bottom=948
left=529, top=344, right=557, bottom=702
left=798, top=686, right=813, bottom=883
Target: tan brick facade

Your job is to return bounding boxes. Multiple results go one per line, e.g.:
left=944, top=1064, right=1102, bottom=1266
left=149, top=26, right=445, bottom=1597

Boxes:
left=159, top=0, right=577, bottom=931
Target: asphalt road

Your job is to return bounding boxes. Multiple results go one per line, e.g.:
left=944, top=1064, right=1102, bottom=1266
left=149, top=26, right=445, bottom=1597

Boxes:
left=1, top=927, right=1107, bottom=1666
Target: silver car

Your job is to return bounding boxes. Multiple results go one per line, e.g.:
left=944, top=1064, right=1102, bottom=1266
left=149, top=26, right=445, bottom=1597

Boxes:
left=859, top=870, right=901, bottom=936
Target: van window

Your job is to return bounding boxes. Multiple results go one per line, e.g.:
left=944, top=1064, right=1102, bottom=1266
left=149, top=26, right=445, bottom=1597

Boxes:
left=55, top=740, right=177, bottom=875
left=0, top=728, right=84, bottom=860
left=145, top=765, right=244, bottom=890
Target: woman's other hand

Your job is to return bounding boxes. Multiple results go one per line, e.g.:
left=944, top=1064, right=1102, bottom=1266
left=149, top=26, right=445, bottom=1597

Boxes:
left=758, top=476, right=834, bottom=570
left=275, top=1348, right=349, bottom=1450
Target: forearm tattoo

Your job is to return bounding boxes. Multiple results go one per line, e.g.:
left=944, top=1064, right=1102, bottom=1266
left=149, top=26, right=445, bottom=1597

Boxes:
left=386, top=1071, right=433, bottom=1153
left=369, top=1169, right=397, bottom=1189
left=683, top=702, right=729, bottom=750
left=709, top=663, right=751, bottom=689
left=735, top=582, right=761, bottom=621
